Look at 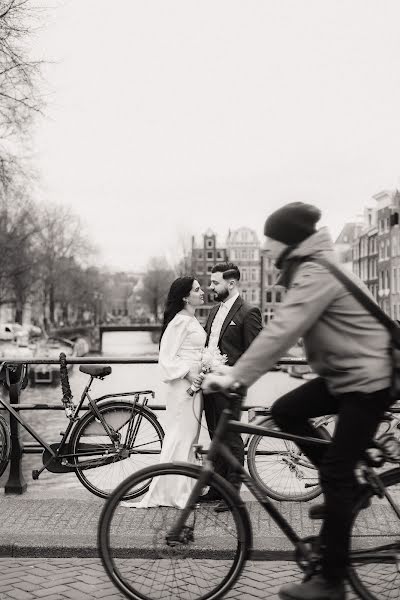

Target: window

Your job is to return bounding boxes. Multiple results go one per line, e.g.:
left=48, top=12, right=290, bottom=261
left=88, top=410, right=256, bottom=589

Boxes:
left=251, top=289, right=257, bottom=302
left=217, top=251, right=223, bottom=260
left=267, top=274, right=273, bottom=286
left=251, top=268, right=258, bottom=281
left=207, top=265, right=213, bottom=273
left=206, top=239, right=213, bottom=248
left=276, top=291, right=282, bottom=303
left=386, top=240, right=390, bottom=259
left=207, top=251, right=213, bottom=260
left=242, top=268, right=248, bottom=281
left=266, top=291, right=272, bottom=303
left=379, top=241, right=384, bottom=260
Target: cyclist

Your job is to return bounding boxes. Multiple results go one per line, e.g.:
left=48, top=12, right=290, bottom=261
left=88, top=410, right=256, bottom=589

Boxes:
left=204, top=201, right=393, bottom=600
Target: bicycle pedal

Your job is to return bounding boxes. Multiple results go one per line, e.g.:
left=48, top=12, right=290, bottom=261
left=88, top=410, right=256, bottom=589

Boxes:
left=32, top=469, right=40, bottom=480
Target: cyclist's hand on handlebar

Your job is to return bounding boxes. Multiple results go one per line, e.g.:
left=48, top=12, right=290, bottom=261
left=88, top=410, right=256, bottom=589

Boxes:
left=202, top=372, right=235, bottom=394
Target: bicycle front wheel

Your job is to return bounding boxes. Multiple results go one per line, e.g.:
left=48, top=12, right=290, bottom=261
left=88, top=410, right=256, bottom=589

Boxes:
left=247, top=416, right=329, bottom=501
left=348, top=467, right=400, bottom=600
left=0, top=414, right=10, bottom=478
left=99, top=463, right=252, bottom=600
left=70, top=401, right=164, bottom=499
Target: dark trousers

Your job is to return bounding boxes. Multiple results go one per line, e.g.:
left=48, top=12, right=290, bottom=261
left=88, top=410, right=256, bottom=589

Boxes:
left=270, top=377, right=393, bottom=581
left=204, top=391, right=244, bottom=492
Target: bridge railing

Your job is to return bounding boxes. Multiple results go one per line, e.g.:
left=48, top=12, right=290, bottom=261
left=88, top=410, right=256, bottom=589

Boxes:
left=0, top=355, right=309, bottom=494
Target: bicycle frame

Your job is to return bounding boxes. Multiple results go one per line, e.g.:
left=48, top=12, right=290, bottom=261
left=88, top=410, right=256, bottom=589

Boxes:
left=0, top=380, right=155, bottom=466
left=168, top=408, right=330, bottom=553
left=168, top=407, right=400, bottom=569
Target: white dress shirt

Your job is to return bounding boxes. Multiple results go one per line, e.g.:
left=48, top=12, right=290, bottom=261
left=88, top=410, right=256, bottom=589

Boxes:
left=208, top=292, right=239, bottom=351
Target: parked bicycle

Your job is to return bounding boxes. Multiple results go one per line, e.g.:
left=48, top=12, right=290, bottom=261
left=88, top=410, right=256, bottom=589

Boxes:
left=0, top=354, right=164, bottom=499
left=98, top=384, right=400, bottom=600
left=246, top=404, right=400, bottom=501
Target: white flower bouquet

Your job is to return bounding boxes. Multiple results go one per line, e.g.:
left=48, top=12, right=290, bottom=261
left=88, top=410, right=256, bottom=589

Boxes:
left=187, top=347, right=228, bottom=396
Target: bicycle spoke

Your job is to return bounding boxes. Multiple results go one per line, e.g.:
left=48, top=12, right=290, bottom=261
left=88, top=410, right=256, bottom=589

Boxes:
left=72, top=402, right=163, bottom=499
left=100, top=464, right=249, bottom=600
left=349, top=469, right=400, bottom=600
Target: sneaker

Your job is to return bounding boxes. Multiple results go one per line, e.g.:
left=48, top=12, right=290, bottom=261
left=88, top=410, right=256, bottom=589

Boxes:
left=279, top=574, right=345, bottom=600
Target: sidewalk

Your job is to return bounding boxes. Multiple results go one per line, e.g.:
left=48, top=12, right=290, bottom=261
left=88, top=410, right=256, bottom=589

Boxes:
left=0, top=492, right=397, bottom=558
left=0, top=558, right=360, bottom=600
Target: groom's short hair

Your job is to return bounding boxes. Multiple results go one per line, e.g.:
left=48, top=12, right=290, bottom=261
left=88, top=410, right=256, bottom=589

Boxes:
left=211, top=262, right=240, bottom=281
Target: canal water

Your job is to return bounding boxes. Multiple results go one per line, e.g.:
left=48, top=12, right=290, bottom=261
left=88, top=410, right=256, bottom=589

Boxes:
left=0, top=331, right=301, bottom=498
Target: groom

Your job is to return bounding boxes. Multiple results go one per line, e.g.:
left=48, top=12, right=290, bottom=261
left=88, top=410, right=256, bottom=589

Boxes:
left=200, top=262, right=262, bottom=512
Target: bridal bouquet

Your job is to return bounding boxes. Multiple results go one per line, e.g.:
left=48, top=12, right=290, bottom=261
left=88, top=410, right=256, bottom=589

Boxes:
left=187, top=347, right=228, bottom=397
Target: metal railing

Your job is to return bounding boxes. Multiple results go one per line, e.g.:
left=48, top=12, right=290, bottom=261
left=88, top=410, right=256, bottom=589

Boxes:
left=0, top=355, right=308, bottom=494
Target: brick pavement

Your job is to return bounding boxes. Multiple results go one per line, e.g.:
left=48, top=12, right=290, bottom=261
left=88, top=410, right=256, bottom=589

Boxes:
left=0, top=558, right=360, bottom=600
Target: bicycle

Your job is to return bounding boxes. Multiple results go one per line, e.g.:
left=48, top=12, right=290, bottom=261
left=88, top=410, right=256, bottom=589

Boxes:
left=98, top=385, right=400, bottom=600
left=0, top=354, right=164, bottom=499
left=246, top=405, right=400, bottom=502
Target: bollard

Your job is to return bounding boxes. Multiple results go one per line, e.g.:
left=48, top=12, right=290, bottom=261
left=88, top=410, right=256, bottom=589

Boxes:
left=4, top=364, right=28, bottom=494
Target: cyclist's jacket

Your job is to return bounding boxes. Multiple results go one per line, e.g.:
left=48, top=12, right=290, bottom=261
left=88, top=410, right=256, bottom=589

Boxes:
left=231, top=227, right=392, bottom=395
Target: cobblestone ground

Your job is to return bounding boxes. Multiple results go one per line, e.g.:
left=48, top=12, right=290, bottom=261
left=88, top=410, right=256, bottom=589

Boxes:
left=0, top=558, right=361, bottom=600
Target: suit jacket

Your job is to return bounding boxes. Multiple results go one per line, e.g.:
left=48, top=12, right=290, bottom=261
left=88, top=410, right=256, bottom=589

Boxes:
left=205, top=296, right=263, bottom=366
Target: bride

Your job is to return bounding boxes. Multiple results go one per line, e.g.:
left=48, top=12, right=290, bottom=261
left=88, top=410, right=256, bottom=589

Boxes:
left=122, top=276, right=206, bottom=508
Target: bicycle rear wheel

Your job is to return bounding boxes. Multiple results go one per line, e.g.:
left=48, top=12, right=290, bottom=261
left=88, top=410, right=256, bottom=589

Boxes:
left=348, top=467, right=400, bottom=600
left=70, top=401, right=164, bottom=499
left=247, top=416, right=330, bottom=501
left=98, top=463, right=252, bottom=600
left=0, top=415, right=10, bottom=478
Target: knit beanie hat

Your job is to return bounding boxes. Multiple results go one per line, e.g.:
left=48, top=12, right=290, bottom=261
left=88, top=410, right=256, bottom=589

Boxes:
left=264, top=202, right=321, bottom=246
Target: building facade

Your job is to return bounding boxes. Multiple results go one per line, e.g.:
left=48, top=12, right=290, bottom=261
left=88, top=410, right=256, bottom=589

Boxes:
left=260, top=253, right=285, bottom=325
left=189, top=229, right=228, bottom=323
left=226, top=227, right=261, bottom=307
left=352, top=191, right=400, bottom=318
left=352, top=207, right=378, bottom=302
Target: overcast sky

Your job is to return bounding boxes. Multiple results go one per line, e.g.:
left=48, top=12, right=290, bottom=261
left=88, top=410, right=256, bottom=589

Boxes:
left=32, top=0, right=400, bottom=271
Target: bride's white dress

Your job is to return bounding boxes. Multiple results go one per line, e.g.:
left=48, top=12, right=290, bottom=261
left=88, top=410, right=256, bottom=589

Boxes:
left=123, top=313, right=206, bottom=509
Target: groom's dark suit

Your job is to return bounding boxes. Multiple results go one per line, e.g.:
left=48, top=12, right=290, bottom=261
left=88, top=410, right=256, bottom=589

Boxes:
left=204, top=296, right=262, bottom=491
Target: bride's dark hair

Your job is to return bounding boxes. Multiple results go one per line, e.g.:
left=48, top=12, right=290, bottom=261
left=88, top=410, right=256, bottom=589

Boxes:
left=160, top=276, right=195, bottom=343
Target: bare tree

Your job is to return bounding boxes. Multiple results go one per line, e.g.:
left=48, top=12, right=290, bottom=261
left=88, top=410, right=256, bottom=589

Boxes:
left=0, top=0, right=44, bottom=140
left=141, top=257, right=175, bottom=322
left=0, top=0, right=45, bottom=214
left=0, top=193, right=41, bottom=321
left=36, top=202, right=94, bottom=326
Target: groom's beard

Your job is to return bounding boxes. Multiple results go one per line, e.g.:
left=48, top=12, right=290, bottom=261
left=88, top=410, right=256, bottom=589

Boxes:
left=213, top=288, right=229, bottom=302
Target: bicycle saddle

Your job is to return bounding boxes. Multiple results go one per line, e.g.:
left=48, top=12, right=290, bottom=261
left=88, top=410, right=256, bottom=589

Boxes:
left=79, top=365, right=112, bottom=377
